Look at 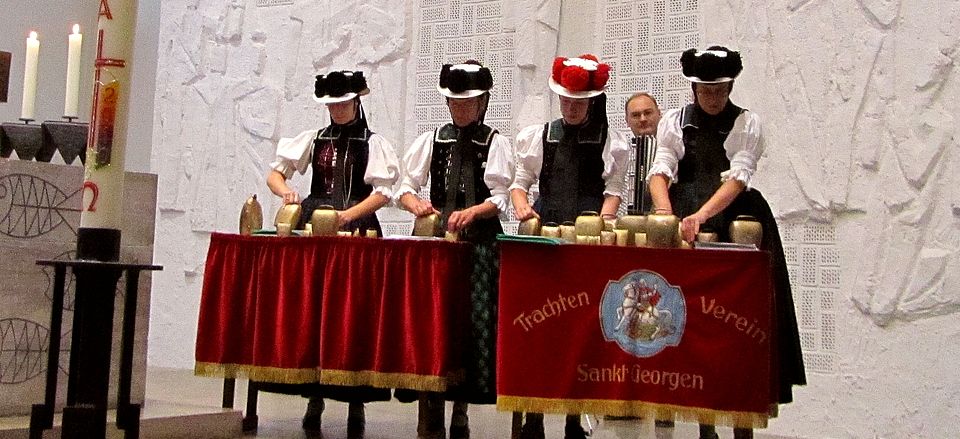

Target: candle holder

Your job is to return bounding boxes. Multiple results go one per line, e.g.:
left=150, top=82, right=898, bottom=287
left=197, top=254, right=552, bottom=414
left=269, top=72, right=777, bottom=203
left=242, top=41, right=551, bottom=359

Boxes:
left=41, top=120, right=89, bottom=164
left=0, top=121, right=43, bottom=160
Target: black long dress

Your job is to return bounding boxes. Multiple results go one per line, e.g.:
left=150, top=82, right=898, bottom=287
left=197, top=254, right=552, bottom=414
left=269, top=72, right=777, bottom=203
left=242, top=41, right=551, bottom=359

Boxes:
left=668, top=102, right=806, bottom=404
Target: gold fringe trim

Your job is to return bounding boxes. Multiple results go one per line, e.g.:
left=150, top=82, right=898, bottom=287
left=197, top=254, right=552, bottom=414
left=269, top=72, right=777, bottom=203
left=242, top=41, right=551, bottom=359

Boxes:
left=496, top=395, right=769, bottom=429
left=195, top=362, right=452, bottom=392
left=320, top=369, right=448, bottom=392
left=194, top=362, right=320, bottom=384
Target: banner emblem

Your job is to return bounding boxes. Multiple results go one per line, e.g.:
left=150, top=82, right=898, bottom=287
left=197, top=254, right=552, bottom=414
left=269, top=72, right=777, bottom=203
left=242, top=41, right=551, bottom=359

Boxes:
left=600, top=270, right=686, bottom=357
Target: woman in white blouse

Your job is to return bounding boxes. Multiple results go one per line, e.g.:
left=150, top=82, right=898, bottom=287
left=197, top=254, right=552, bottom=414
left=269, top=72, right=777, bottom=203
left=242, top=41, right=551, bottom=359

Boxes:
left=510, top=54, right=630, bottom=227
left=397, top=61, right=514, bottom=439
left=265, top=70, right=399, bottom=436
left=647, top=47, right=805, bottom=439
left=267, top=70, right=399, bottom=235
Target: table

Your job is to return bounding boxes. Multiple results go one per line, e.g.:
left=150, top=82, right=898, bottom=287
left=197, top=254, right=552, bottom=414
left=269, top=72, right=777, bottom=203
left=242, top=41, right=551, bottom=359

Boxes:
left=195, top=233, right=473, bottom=428
left=496, top=240, right=776, bottom=429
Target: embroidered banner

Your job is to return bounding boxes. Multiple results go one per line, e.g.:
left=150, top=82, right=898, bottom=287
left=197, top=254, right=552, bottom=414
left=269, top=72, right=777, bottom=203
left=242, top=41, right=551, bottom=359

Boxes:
left=497, top=241, right=775, bottom=428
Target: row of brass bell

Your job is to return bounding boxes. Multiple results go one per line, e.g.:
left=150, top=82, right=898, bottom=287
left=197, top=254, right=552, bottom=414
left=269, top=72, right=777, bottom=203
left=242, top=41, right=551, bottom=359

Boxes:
left=270, top=203, right=341, bottom=236
left=239, top=195, right=380, bottom=238
left=516, top=211, right=763, bottom=248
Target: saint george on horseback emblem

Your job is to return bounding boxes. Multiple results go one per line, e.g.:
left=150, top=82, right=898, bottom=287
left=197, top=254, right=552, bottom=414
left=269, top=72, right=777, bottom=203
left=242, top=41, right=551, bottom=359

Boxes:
left=600, top=270, right=686, bottom=357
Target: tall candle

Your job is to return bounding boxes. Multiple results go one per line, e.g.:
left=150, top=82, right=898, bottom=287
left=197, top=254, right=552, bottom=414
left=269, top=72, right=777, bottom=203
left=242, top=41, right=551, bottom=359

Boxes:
left=20, top=31, right=39, bottom=120
left=64, top=24, right=82, bottom=118
left=79, top=0, right=137, bottom=259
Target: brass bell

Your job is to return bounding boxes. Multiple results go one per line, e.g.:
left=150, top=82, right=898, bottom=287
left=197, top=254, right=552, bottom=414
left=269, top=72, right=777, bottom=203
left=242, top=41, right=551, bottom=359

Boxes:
left=634, top=232, right=648, bottom=247
left=239, top=194, right=263, bottom=235
left=559, top=222, right=577, bottom=243
left=615, top=215, right=646, bottom=246
left=444, top=230, right=459, bottom=242
left=517, top=217, right=542, bottom=236
left=540, top=222, right=561, bottom=238
left=413, top=213, right=441, bottom=237
left=274, top=203, right=302, bottom=228
left=310, top=205, right=339, bottom=236
left=613, top=229, right=630, bottom=246
left=696, top=232, right=718, bottom=243
left=646, top=214, right=679, bottom=248
left=729, top=215, right=763, bottom=247
left=574, top=211, right=604, bottom=237
left=600, top=230, right=616, bottom=245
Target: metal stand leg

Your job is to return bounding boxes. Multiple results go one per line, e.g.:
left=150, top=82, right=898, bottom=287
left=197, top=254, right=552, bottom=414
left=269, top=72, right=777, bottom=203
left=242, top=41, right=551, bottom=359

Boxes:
left=511, top=412, right=523, bottom=439
left=29, top=265, right=66, bottom=439
left=222, top=378, right=236, bottom=409
left=242, top=380, right=260, bottom=432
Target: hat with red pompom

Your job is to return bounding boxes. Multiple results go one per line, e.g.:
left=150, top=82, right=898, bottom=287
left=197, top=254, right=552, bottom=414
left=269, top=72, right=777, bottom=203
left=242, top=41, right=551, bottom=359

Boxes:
left=548, top=54, right=610, bottom=99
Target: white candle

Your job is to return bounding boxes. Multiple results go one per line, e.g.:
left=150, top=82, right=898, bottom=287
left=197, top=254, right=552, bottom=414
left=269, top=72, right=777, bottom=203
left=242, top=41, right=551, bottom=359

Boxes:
left=21, top=31, right=39, bottom=120
left=80, top=0, right=136, bottom=237
left=64, top=24, right=82, bottom=118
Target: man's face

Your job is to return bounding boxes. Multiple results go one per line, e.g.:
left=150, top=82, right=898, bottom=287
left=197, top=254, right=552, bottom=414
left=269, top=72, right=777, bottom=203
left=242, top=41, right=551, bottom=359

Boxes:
left=327, top=99, right=357, bottom=125
left=625, top=96, right=661, bottom=136
left=560, top=95, right=590, bottom=125
left=447, top=96, right=482, bottom=127
left=694, top=83, right=731, bottom=116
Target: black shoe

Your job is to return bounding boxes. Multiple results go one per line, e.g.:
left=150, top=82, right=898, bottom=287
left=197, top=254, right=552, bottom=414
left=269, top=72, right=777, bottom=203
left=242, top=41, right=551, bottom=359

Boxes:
left=519, top=421, right=545, bottom=439
left=302, top=398, right=324, bottom=433
left=655, top=419, right=675, bottom=428
left=699, top=424, right=719, bottom=439
left=450, top=424, right=470, bottom=439
left=564, top=423, right=588, bottom=439
left=605, top=415, right=641, bottom=421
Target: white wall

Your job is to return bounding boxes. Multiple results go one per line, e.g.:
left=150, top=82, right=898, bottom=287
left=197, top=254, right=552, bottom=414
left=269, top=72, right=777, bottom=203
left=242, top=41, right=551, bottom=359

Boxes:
left=142, top=0, right=960, bottom=437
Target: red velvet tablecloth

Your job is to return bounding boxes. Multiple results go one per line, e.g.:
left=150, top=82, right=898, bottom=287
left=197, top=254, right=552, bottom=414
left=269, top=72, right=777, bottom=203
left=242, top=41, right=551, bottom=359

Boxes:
left=195, top=233, right=472, bottom=392
left=497, top=241, right=775, bottom=428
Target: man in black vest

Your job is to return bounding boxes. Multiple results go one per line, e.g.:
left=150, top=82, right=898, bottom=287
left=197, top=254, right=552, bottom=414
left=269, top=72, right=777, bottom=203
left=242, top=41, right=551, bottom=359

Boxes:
left=510, top=54, right=630, bottom=439
left=647, top=46, right=806, bottom=439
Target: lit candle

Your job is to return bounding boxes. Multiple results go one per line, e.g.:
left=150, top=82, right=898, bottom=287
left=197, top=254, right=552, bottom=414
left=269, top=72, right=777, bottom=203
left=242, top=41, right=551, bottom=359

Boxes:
left=64, top=24, right=82, bottom=118
left=21, top=31, right=40, bottom=120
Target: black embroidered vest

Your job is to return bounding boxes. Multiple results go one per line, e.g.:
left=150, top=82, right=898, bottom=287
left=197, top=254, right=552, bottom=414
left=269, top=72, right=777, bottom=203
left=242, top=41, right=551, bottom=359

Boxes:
left=535, top=119, right=607, bottom=224
left=669, top=102, right=744, bottom=233
left=429, top=123, right=502, bottom=242
left=309, top=124, right=374, bottom=207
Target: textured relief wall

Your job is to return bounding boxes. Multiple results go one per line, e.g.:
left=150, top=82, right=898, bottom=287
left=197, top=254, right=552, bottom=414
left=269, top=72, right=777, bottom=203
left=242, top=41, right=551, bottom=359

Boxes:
left=702, top=0, right=960, bottom=326
left=698, top=0, right=960, bottom=437
left=150, top=0, right=959, bottom=436
left=149, top=0, right=558, bottom=365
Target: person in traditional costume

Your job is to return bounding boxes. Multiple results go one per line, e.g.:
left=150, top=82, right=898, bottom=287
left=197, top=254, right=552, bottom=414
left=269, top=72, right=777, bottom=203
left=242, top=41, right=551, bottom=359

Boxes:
left=647, top=46, right=806, bottom=439
left=397, top=61, right=514, bottom=439
left=265, top=70, right=400, bottom=437
left=510, top=54, right=631, bottom=439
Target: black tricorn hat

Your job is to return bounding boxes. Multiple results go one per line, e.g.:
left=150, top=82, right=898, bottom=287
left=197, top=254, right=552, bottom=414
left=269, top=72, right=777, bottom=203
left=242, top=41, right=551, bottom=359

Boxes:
left=680, top=46, right=743, bottom=84
left=437, top=62, right=493, bottom=99
left=314, top=71, right=370, bottom=103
